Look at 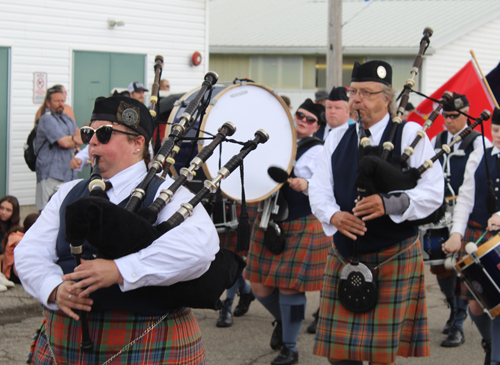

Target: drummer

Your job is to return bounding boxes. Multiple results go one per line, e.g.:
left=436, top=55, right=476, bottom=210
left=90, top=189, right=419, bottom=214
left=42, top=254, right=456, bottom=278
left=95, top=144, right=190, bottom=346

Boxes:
left=429, top=93, right=491, bottom=348
left=245, top=98, right=331, bottom=365
left=443, top=107, right=500, bottom=365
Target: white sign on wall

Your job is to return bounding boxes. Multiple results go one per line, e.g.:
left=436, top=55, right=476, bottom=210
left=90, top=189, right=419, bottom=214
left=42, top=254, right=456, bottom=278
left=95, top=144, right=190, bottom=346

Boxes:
left=33, top=72, right=47, bottom=104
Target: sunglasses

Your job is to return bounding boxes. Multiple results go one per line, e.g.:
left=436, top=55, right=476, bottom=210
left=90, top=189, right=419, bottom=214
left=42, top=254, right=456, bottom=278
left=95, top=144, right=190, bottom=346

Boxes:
left=81, top=125, right=139, bottom=144
left=442, top=112, right=461, bottom=120
left=295, top=111, right=318, bottom=124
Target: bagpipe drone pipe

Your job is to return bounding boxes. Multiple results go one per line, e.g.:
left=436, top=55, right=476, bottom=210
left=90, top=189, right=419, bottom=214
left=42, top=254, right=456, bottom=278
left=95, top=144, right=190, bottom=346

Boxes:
left=64, top=66, right=267, bottom=313
left=354, top=27, right=496, bottom=224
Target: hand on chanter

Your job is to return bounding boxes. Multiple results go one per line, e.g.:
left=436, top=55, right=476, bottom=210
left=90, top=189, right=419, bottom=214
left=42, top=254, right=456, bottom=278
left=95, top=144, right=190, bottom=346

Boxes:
left=353, top=194, right=385, bottom=221
left=62, top=259, right=124, bottom=299
left=49, top=281, right=93, bottom=321
left=330, top=211, right=366, bottom=241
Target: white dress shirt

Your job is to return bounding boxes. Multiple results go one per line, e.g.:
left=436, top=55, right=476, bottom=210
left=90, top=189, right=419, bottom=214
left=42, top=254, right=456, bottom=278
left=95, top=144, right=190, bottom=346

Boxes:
left=294, top=138, right=323, bottom=195
left=430, top=125, right=491, bottom=151
left=309, top=113, right=444, bottom=236
left=451, top=146, right=500, bottom=236
left=15, top=161, right=220, bottom=310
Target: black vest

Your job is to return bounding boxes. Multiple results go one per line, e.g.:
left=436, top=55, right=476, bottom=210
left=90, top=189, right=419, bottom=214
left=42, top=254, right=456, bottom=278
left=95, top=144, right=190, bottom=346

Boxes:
left=436, top=131, right=479, bottom=195
left=56, top=176, right=177, bottom=316
left=470, top=148, right=500, bottom=227
left=281, top=137, right=323, bottom=221
left=331, top=122, right=418, bottom=259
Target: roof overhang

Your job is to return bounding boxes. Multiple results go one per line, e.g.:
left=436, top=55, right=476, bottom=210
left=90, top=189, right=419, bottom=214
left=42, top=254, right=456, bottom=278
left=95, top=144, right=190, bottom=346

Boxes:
left=210, top=46, right=436, bottom=56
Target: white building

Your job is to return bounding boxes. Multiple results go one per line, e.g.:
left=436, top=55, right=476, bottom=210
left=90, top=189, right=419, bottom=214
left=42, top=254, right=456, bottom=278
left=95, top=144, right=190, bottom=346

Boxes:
left=209, top=0, right=500, bottom=111
left=1, top=0, right=209, bottom=205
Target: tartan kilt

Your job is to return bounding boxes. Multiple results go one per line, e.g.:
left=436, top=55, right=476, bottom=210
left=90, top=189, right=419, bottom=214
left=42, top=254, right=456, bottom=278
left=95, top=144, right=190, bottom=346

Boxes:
left=456, top=221, right=495, bottom=301
left=244, top=214, right=331, bottom=292
left=313, top=235, right=429, bottom=363
left=28, top=307, right=205, bottom=365
left=218, top=202, right=259, bottom=254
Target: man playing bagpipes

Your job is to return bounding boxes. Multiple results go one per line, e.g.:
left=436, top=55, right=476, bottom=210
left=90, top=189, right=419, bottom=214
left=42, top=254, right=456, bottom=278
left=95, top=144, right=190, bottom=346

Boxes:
left=309, top=60, right=444, bottom=365
left=15, top=96, right=220, bottom=364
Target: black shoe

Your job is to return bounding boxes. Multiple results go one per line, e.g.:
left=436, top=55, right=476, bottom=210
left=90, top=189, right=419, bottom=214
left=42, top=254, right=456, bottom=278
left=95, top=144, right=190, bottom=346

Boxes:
left=482, top=339, right=491, bottom=365
left=233, top=291, right=255, bottom=317
left=442, top=298, right=455, bottom=335
left=271, top=346, right=298, bottom=365
left=270, top=320, right=283, bottom=350
left=442, top=317, right=453, bottom=335
left=306, top=308, right=319, bottom=334
left=216, top=301, right=233, bottom=328
left=440, top=328, right=465, bottom=347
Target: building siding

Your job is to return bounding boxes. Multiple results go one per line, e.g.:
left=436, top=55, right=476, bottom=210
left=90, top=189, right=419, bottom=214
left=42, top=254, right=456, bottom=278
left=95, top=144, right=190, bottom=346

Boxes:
left=424, top=17, right=500, bottom=97
left=0, top=0, right=208, bottom=205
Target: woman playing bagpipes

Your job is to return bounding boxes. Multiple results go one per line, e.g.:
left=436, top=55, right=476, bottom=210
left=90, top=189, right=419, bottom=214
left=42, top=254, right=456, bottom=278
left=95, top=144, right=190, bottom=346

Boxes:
left=15, top=95, right=220, bottom=364
left=309, top=60, right=444, bottom=365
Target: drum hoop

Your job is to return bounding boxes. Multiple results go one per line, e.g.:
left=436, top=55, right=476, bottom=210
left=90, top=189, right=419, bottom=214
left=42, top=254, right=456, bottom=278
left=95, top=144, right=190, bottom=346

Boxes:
left=456, top=234, right=500, bottom=270
left=198, top=82, right=297, bottom=203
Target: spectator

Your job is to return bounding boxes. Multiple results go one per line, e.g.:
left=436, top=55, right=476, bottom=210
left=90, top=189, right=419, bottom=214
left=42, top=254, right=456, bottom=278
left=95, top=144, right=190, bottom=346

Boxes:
left=35, top=87, right=82, bottom=211
left=160, top=79, right=170, bottom=91
left=34, top=85, right=75, bottom=125
left=128, top=81, right=149, bottom=104
left=0, top=195, right=20, bottom=250
left=1, top=212, right=39, bottom=285
left=281, top=95, right=292, bottom=111
left=315, top=89, right=328, bottom=107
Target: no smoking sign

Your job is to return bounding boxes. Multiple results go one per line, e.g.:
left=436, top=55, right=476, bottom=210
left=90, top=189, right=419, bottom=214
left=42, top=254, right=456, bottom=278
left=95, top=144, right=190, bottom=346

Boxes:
left=33, top=72, right=47, bottom=104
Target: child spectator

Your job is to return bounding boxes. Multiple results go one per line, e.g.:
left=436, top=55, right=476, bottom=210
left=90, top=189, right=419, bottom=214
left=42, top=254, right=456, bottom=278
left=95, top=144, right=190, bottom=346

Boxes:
left=1, top=213, right=40, bottom=286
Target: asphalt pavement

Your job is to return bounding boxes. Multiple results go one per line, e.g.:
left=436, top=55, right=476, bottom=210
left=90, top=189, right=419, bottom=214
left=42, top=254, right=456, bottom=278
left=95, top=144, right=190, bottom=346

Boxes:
left=0, top=266, right=486, bottom=364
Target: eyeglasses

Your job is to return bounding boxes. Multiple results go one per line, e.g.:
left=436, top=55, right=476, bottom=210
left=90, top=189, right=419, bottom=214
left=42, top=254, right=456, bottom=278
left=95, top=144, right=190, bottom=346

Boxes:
left=348, top=89, right=383, bottom=99
left=295, top=111, right=318, bottom=124
left=81, top=125, right=139, bottom=144
left=442, top=112, right=461, bottom=120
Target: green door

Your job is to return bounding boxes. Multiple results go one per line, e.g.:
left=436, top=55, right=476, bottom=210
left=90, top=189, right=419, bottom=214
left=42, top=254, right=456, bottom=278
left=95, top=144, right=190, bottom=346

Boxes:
left=0, top=47, right=9, bottom=197
left=73, top=51, right=146, bottom=177
left=73, top=51, right=146, bottom=128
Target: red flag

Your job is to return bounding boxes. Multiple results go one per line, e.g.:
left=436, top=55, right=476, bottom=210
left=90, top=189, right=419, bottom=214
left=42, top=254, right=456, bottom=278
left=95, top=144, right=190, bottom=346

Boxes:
left=407, top=61, right=495, bottom=140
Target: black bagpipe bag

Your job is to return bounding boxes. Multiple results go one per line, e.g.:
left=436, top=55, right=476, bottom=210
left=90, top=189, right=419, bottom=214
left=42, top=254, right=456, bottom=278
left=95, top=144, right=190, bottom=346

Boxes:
left=65, top=195, right=246, bottom=310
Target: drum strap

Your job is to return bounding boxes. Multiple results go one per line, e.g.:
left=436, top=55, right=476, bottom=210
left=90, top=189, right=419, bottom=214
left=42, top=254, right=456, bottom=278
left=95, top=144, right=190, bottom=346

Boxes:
left=237, top=162, right=251, bottom=252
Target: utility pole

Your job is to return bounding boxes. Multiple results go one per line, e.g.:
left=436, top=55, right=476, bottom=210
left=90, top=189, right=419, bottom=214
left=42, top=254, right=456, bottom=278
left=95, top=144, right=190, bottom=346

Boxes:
left=327, top=0, right=342, bottom=91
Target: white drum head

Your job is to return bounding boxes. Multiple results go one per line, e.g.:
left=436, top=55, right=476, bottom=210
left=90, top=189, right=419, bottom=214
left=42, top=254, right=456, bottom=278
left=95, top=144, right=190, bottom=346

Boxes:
left=200, top=83, right=295, bottom=202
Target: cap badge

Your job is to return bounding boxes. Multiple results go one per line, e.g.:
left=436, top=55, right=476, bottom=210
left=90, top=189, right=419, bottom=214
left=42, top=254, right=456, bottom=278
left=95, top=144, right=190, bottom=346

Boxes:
left=377, top=66, right=387, bottom=79
left=454, top=99, right=464, bottom=109
left=117, top=101, right=140, bottom=127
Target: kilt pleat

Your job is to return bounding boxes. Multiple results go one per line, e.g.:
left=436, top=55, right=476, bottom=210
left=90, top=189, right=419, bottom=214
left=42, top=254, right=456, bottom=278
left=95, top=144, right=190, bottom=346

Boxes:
left=456, top=220, right=495, bottom=301
left=245, top=214, right=331, bottom=292
left=28, top=307, right=205, bottom=365
left=313, top=236, right=429, bottom=363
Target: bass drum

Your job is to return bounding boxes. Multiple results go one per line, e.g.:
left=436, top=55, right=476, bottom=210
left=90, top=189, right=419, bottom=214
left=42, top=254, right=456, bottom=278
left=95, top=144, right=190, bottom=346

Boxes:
left=166, top=82, right=296, bottom=203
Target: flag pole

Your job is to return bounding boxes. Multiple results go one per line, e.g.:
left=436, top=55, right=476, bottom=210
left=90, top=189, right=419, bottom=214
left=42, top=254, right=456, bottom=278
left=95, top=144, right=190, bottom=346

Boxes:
left=470, top=49, right=499, bottom=108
